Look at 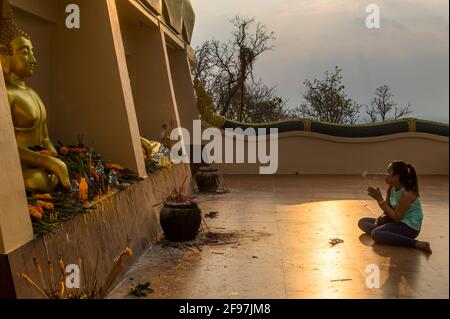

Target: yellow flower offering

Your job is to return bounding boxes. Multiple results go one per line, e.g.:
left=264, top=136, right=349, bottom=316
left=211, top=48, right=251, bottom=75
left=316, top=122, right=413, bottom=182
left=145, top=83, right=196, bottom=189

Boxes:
left=28, top=205, right=43, bottom=219
left=32, top=193, right=53, bottom=200
left=79, top=177, right=89, bottom=201
left=124, top=247, right=133, bottom=257
left=36, top=200, right=54, bottom=210
left=104, top=163, right=123, bottom=171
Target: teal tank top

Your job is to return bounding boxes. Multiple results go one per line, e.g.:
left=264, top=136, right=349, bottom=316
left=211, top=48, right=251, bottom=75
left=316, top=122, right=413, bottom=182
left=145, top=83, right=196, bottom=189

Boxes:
left=389, top=187, right=423, bottom=231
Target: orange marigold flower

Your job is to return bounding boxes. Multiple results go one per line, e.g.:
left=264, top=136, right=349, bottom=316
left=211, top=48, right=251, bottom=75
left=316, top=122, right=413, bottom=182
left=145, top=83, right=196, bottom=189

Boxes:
left=36, top=200, right=54, bottom=210
left=28, top=205, right=43, bottom=219
left=79, top=178, right=89, bottom=201
left=59, top=281, right=65, bottom=297
left=59, top=146, right=69, bottom=155
left=71, top=147, right=87, bottom=154
left=32, top=193, right=53, bottom=200
left=124, top=247, right=133, bottom=257
left=104, top=163, right=123, bottom=171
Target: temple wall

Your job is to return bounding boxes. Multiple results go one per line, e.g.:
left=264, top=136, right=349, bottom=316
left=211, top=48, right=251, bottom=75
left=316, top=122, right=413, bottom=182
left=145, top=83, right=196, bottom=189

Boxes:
left=8, top=0, right=199, bottom=177
left=208, top=126, right=449, bottom=175
left=117, top=0, right=182, bottom=140
left=10, top=0, right=146, bottom=176
left=167, top=46, right=199, bottom=136
left=10, top=0, right=58, bottom=22
left=51, top=0, right=146, bottom=177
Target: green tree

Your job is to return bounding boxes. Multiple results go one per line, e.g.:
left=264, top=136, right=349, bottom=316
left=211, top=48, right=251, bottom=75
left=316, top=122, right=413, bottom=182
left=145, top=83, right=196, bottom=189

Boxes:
left=290, top=66, right=362, bottom=124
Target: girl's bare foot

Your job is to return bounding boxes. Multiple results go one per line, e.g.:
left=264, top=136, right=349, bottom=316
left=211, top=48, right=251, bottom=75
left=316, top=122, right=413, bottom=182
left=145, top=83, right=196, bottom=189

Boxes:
left=415, top=241, right=432, bottom=254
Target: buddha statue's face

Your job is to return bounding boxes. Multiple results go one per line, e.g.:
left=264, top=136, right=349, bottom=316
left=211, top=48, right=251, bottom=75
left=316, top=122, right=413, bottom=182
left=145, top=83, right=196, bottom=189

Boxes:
left=8, top=36, right=37, bottom=79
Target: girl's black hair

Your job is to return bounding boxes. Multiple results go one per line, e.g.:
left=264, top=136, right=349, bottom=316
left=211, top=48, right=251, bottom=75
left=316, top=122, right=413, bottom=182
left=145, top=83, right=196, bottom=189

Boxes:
left=391, top=161, right=420, bottom=196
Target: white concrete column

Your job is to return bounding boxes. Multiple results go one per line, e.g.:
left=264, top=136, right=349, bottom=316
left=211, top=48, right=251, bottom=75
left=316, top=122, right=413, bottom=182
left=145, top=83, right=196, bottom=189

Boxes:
left=167, top=46, right=199, bottom=136
left=0, top=67, right=34, bottom=255
left=49, top=0, right=146, bottom=177
left=116, top=0, right=181, bottom=140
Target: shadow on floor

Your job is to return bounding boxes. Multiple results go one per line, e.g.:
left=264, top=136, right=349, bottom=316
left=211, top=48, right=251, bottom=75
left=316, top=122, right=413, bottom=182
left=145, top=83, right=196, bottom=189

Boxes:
left=372, top=243, right=423, bottom=298
left=358, top=234, right=373, bottom=247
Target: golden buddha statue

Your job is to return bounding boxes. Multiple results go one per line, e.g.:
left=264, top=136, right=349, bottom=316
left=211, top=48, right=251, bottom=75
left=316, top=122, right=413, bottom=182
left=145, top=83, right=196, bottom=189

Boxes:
left=0, top=0, right=70, bottom=193
left=141, top=137, right=162, bottom=159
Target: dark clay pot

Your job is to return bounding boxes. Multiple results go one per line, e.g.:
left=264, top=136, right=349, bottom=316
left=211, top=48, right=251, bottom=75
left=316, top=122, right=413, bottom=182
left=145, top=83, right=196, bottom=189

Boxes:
left=196, top=167, right=219, bottom=193
left=160, top=201, right=202, bottom=242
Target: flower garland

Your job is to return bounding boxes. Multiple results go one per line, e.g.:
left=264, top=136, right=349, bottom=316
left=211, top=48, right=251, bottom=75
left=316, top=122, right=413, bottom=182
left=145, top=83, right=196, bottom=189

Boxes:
left=27, top=143, right=143, bottom=236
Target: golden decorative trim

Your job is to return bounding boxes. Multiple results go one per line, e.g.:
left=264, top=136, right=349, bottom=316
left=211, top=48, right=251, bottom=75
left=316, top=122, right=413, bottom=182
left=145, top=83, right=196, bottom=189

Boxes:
left=303, top=119, right=312, bottom=132
left=415, top=118, right=450, bottom=126
left=194, top=79, right=226, bottom=128
left=407, top=118, right=417, bottom=132
left=192, top=81, right=448, bottom=135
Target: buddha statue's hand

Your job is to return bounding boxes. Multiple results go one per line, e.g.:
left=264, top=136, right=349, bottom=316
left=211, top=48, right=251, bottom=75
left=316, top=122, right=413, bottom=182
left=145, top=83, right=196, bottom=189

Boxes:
left=45, top=157, right=71, bottom=190
left=19, top=147, right=71, bottom=190
left=53, top=158, right=71, bottom=190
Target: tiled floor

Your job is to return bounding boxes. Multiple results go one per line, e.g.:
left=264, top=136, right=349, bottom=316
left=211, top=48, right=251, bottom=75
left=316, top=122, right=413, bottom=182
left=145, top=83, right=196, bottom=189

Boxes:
left=109, top=175, right=449, bottom=299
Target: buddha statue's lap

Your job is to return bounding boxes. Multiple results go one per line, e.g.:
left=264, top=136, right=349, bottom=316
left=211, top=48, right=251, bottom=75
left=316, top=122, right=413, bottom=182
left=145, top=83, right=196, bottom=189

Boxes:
left=1, top=1, right=70, bottom=193
left=22, top=168, right=59, bottom=193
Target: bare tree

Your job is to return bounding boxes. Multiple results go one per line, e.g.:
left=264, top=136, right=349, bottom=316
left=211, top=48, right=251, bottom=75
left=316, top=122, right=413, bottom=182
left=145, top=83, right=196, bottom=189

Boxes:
left=192, top=16, right=281, bottom=123
left=231, top=17, right=275, bottom=121
left=290, top=66, right=362, bottom=124
left=365, top=85, right=412, bottom=123
left=191, top=41, right=215, bottom=84
left=237, top=81, right=289, bottom=123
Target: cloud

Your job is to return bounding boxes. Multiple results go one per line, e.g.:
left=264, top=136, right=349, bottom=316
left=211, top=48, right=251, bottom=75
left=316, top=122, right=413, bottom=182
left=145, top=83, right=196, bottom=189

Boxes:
left=373, top=18, right=406, bottom=30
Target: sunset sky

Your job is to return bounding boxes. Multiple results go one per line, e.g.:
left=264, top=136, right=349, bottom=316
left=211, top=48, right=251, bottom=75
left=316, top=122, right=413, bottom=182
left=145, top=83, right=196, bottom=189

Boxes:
left=191, top=0, right=449, bottom=122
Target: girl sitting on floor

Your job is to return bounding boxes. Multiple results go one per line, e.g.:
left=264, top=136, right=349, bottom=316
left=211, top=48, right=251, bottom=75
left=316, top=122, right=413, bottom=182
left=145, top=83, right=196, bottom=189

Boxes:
left=359, top=161, right=432, bottom=253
